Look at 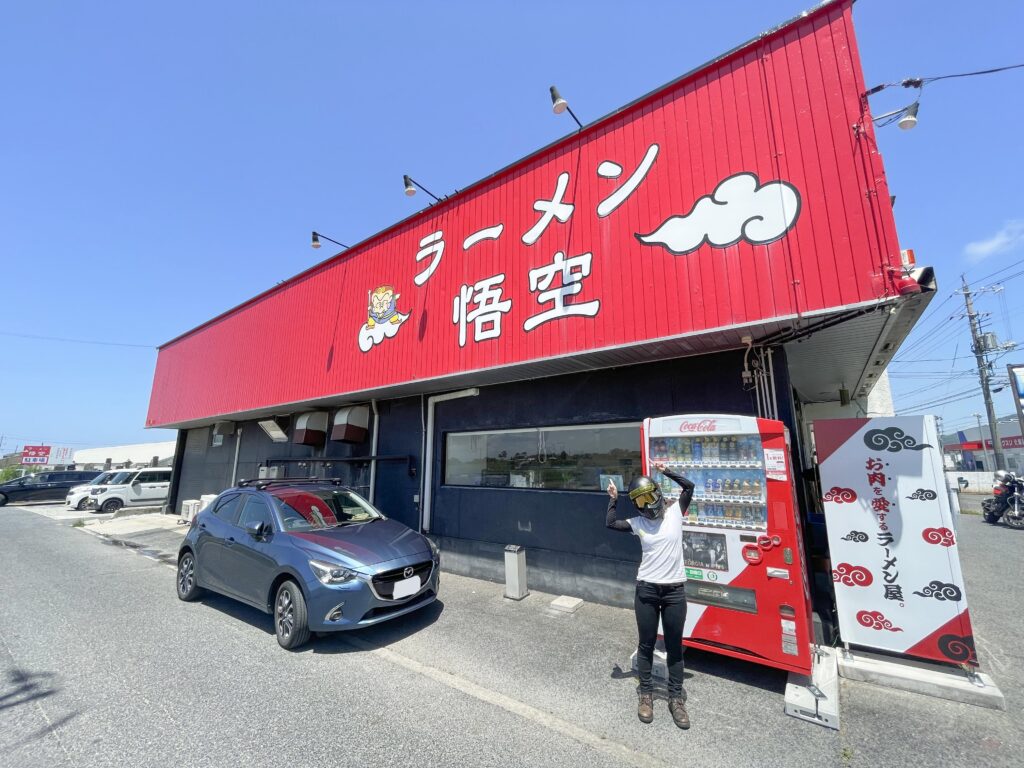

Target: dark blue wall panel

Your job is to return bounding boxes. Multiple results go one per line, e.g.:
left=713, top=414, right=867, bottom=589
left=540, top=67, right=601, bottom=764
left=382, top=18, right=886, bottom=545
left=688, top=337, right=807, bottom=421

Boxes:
left=429, top=350, right=794, bottom=564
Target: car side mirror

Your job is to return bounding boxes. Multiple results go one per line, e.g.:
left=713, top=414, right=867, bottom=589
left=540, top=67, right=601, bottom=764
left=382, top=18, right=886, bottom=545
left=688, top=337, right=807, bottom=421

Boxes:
left=245, top=520, right=268, bottom=539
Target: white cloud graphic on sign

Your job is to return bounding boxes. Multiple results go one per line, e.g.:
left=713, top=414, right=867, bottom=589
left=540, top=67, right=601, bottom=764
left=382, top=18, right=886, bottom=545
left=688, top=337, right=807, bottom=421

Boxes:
left=358, top=312, right=410, bottom=352
left=636, top=172, right=801, bottom=255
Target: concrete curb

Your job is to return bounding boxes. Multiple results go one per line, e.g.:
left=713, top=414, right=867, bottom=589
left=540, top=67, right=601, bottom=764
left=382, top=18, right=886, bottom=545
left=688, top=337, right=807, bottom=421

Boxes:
left=838, top=649, right=1006, bottom=710
left=111, top=506, right=163, bottom=519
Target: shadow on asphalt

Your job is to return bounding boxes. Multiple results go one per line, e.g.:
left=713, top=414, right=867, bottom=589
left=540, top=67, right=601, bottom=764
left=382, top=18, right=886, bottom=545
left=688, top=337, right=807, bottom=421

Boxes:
left=313, top=599, right=446, bottom=654
left=191, top=592, right=446, bottom=652
left=608, top=647, right=785, bottom=696
left=0, top=668, right=60, bottom=713
left=681, top=647, right=788, bottom=694
left=3, top=710, right=82, bottom=753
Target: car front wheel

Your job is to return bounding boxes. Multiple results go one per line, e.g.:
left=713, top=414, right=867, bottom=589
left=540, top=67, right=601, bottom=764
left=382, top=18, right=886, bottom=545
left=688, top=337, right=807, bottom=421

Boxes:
left=101, top=498, right=123, bottom=513
left=275, top=580, right=310, bottom=650
left=76, top=498, right=90, bottom=511
left=0, top=493, right=7, bottom=507
left=177, top=552, right=203, bottom=601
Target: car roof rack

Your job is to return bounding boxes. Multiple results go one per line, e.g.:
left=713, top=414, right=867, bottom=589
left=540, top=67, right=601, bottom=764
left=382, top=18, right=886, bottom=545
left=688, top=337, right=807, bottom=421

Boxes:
left=236, top=476, right=348, bottom=491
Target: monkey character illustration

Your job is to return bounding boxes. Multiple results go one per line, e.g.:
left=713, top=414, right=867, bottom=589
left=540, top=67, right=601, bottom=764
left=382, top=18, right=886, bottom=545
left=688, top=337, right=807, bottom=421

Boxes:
left=367, top=285, right=401, bottom=328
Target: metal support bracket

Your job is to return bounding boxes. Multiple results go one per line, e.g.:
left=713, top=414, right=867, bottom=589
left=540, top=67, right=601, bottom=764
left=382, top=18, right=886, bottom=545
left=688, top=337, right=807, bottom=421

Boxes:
left=784, top=645, right=840, bottom=729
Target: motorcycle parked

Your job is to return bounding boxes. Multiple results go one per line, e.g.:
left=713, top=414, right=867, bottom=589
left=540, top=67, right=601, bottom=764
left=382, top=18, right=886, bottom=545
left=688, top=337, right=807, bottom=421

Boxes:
left=982, top=470, right=1024, bottom=528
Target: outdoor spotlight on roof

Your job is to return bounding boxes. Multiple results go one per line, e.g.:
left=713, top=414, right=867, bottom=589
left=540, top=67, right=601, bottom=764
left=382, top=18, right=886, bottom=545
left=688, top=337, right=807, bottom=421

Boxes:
left=888, top=266, right=923, bottom=296
left=310, top=231, right=350, bottom=250
left=402, top=174, right=442, bottom=203
left=897, top=101, right=919, bottom=130
left=549, top=84, right=583, bottom=129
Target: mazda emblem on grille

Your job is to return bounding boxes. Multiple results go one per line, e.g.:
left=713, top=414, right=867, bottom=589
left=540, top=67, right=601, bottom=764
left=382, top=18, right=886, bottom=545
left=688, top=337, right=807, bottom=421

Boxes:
left=403, top=566, right=414, bottom=579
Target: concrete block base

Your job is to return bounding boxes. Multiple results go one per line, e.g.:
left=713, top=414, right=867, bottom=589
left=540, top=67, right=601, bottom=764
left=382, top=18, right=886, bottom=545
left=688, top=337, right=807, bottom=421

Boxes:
left=550, top=596, right=584, bottom=613
left=785, top=647, right=840, bottom=730
left=838, top=648, right=1005, bottom=711
left=629, top=648, right=668, bottom=681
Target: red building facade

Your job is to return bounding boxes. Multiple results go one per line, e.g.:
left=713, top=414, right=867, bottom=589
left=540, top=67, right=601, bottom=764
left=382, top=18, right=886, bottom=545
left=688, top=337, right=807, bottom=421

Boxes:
left=147, top=1, right=932, bottom=610
left=148, top=0, right=904, bottom=430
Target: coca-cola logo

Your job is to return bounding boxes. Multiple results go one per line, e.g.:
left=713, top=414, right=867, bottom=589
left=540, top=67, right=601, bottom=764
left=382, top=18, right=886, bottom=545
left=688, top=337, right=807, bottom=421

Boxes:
left=678, top=419, right=717, bottom=433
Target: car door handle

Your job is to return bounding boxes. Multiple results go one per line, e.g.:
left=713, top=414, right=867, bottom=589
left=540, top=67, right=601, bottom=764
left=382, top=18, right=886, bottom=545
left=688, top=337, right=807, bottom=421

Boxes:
left=199, top=523, right=207, bottom=529
left=225, top=537, right=236, bottom=547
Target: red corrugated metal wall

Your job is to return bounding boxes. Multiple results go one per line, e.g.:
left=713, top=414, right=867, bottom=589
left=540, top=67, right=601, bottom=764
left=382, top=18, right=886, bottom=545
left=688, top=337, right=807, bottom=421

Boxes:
left=148, top=0, right=901, bottom=427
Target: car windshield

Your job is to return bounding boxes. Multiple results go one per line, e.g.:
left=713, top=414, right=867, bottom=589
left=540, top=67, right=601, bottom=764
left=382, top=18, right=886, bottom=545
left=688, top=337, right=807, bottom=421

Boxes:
left=106, top=471, right=133, bottom=485
left=270, top=487, right=384, bottom=531
left=89, top=472, right=115, bottom=486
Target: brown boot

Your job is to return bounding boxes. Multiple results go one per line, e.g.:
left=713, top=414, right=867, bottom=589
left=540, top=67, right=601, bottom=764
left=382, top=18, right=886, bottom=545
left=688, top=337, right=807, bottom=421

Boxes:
left=669, top=698, right=690, bottom=729
left=637, top=692, right=654, bottom=723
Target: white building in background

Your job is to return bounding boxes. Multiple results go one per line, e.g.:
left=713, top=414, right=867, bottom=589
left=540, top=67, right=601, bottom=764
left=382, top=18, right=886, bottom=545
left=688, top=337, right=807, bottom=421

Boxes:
left=74, top=441, right=177, bottom=470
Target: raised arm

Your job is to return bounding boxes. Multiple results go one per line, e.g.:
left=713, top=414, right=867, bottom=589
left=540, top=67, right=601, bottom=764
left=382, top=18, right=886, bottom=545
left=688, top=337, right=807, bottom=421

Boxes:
left=605, top=480, right=632, bottom=532
left=652, top=462, right=695, bottom=513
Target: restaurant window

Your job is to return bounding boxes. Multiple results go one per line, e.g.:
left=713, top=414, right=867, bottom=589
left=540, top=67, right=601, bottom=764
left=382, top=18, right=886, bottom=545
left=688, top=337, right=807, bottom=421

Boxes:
left=444, top=423, right=641, bottom=491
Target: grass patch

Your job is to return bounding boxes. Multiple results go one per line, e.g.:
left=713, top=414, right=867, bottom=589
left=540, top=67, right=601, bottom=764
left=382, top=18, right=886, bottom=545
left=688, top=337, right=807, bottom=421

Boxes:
left=71, top=519, right=85, bottom=528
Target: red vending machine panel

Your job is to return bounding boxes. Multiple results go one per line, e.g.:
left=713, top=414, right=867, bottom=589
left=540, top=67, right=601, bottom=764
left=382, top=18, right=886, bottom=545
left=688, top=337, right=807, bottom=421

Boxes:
left=643, top=414, right=814, bottom=675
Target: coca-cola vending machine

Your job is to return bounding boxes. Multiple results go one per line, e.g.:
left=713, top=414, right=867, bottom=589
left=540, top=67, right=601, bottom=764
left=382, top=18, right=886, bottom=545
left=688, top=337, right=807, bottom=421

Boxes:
left=642, top=413, right=815, bottom=675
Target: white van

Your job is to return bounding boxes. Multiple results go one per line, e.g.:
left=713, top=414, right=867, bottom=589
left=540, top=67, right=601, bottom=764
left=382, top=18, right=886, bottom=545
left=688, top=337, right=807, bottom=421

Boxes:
left=87, top=467, right=172, bottom=513
left=65, top=470, right=120, bottom=510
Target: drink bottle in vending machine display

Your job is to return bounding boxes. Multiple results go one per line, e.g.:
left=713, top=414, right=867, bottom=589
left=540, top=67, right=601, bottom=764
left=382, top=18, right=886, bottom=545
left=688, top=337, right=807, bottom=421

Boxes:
left=641, top=414, right=815, bottom=676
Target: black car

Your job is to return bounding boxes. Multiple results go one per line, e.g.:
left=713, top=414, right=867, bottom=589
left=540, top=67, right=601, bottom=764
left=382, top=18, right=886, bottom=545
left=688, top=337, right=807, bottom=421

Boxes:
left=0, top=471, right=101, bottom=505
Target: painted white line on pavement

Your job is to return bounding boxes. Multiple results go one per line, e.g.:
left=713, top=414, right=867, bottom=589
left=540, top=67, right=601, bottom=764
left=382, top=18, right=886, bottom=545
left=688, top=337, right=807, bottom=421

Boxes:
left=342, top=635, right=675, bottom=768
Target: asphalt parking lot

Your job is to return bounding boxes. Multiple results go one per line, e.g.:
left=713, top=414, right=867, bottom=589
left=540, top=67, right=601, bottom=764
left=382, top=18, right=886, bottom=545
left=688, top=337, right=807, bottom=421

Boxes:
left=1, top=504, right=1021, bottom=767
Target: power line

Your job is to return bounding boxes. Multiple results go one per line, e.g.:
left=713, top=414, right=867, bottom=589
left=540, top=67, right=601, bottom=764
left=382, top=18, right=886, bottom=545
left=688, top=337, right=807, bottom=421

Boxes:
left=0, top=331, right=155, bottom=349
left=898, top=390, right=982, bottom=414
left=924, top=63, right=1024, bottom=84
left=939, top=341, right=961, bottom=420
left=899, top=384, right=979, bottom=408
left=893, top=316, right=961, bottom=360
left=889, top=355, right=974, bottom=364
left=0, top=435, right=96, bottom=445
left=869, top=64, right=1024, bottom=94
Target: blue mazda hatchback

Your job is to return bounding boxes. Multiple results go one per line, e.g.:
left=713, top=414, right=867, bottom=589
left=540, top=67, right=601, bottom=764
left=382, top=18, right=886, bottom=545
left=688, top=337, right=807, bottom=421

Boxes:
left=177, top=479, right=440, bottom=649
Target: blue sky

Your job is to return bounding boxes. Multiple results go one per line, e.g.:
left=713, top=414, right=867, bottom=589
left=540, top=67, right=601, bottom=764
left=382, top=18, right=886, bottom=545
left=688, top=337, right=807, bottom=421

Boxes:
left=1, top=0, right=1021, bottom=453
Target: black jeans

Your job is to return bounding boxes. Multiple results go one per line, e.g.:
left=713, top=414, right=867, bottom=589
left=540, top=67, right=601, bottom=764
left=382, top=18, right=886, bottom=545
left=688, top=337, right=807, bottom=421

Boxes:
left=635, top=581, right=687, bottom=700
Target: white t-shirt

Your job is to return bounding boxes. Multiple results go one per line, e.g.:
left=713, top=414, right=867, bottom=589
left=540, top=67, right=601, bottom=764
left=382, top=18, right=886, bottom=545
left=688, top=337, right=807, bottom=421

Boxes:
left=627, top=501, right=687, bottom=584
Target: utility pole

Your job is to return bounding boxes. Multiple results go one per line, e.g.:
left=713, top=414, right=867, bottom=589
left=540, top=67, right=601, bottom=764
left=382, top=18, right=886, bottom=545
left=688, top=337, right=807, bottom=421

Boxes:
left=961, top=275, right=1006, bottom=471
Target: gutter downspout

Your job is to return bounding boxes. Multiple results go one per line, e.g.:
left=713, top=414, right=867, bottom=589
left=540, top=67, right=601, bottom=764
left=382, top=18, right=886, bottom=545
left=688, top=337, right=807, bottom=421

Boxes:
left=422, top=388, right=479, bottom=533
left=369, top=399, right=379, bottom=504
left=229, top=426, right=243, bottom=486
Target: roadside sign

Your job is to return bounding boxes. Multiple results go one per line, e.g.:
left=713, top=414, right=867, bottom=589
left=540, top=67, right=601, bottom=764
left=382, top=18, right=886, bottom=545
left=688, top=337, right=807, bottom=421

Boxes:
left=21, top=445, right=51, bottom=465
left=816, top=416, right=977, bottom=666
left=51, top=446, right=74, bottom=465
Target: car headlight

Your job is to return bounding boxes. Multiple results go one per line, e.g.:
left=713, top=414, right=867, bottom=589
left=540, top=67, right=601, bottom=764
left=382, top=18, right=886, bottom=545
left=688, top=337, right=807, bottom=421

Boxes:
left=91, top=488, right=106, bottom=495
left=427, top=538, right=440, bottom=560
left=309, top=559, right=358, bottom=585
